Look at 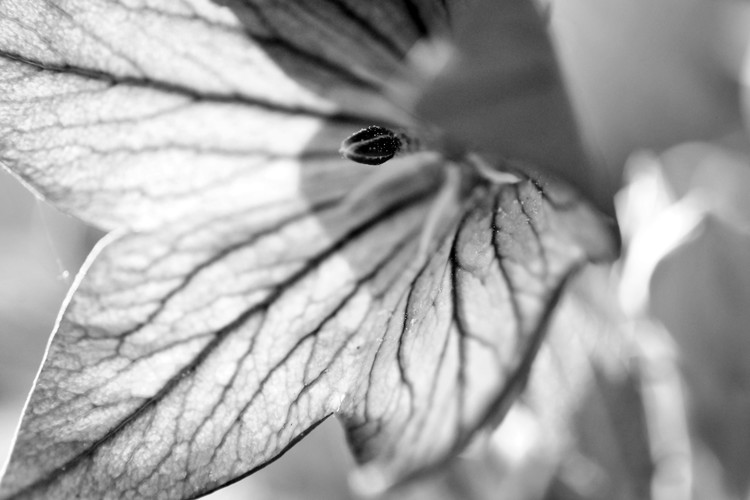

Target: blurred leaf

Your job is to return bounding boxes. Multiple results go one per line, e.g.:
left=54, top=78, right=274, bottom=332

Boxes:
left=615, top=142, right=750, bottom=499
left=659, top=142, right=750, bottom=229
left=554, top=0, right=742, bottom=186
left=0, top=1, right=616, bottom=499
left=652, top=215, right=750, bottom=498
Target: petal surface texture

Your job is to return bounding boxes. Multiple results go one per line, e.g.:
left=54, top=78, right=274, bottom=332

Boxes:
left=0, top=1, right=616, bottom=499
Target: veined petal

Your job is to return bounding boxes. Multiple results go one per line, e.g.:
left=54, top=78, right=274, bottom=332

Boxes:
left=0, top=156, right=445, bottom=499
left=0, top=1, right=620, bottom=499
left=0, top=169, right=614, bottom=499
left=343, top=178, right=615, bottom=486
left=0, top=0, right=450, bottom=230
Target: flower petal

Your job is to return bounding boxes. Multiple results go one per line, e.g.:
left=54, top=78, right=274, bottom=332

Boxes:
left=343, top=178, right=615, bottom=488
left=0, top=2, right=620, bottom=499
left=0, top=172, right=615, bottom=499
left=0, top=0, right=448, bottom=230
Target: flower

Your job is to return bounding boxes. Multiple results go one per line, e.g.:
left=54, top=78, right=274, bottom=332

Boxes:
left=0, top=2, right=615, bottom=499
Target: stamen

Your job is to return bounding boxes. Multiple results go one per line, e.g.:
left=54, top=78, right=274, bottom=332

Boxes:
left=340, top=125, right=423, bottom=166
left=465, top=152, right=520, bottom=185
left=340, top=126, right=405, bottom=165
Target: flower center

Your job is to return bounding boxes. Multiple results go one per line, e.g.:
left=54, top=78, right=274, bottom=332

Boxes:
left=339, top=125, right=520, bottom=187
left=339, top=125, right=523, bottom=264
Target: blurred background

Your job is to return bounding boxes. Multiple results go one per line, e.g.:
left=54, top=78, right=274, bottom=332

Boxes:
left=2, top=0, right=750, bottom=498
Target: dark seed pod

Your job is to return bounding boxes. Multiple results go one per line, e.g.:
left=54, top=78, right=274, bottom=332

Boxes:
left=339, top=125, right=403, bottom=165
